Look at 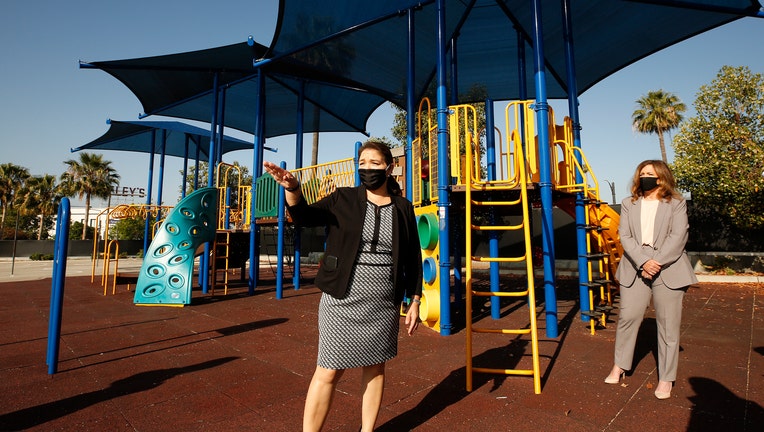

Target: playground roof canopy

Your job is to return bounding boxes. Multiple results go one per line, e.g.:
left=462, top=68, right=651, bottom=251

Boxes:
left=267, top=0, right=760, bottom=105
left=72, top=120, right=253, bottom=158
left=78, top=0, right=761, bottom=142
left=80, top=41, right=386, bottom=138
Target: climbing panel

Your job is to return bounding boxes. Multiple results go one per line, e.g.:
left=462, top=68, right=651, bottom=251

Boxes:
left=134, top=187, right=218, bottom=306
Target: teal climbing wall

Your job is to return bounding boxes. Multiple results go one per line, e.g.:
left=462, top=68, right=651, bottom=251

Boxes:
left=134, top=187, right=218, bottom=306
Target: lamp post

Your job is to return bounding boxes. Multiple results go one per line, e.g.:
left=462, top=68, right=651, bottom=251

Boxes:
left=604, top=180, right=616, bottom=205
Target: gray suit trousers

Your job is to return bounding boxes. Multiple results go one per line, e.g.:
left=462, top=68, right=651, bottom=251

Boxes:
left=614, top=275, right=687, bottom=382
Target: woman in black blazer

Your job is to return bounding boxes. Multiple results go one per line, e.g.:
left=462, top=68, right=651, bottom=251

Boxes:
left=264, top=141, right=422, bottom=432
left=605, top=160, right=697, bottom=400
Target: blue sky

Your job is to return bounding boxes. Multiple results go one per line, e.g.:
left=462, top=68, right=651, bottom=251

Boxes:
left=2, top=1, right=763, bottom=206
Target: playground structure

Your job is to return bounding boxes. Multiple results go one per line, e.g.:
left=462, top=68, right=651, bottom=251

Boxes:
left=118, top=95, right=623, bottom=392
left=80, top=92, right=625, bottom=392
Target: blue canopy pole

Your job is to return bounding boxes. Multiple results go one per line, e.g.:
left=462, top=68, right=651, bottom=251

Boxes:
left=182, top=135, right=189, bottom=199
left=293, top=81, right=306, bottom=289
left=486, top=99, right=501, bottom=319
left=354, top=141, right=362, bottom=186
left=46, top=197, right=70, bottom=374
left=449, top=36, right=463, bottom=312
left=436, top=0, right=452, bottom=336
left=142, top=130, right=156, bottom=254
left=193, top=138, right=201, bottom=190
left=517, top=27, right=528, bottom=146
left=531, top=0, right=558, bottom=338
left=216, top=89, right=227, bottom=165
left=249, top=69, right=266, bottom=295
left=156, top=129, right=167, bottom=222
left=276, top=161, right=288, bottom=299
left=562, top=0, right=591, bottom=323
left=201, top=73, right=220, bottom=294
left=405, top=8, right=415, bottom=202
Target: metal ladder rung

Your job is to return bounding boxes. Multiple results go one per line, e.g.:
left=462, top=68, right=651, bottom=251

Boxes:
left=472, top=224, right=523, bottom=231
left=472, top=289, right=529, bottom=298
left=472, top=327, right=532, bottom=335
left=471, top=199, right=522, bottom=206
left=581, top=253, right=609, bottom=259
left=473, top=255, right=525, bottom=263
left=472, top=367, right=535, bottom=376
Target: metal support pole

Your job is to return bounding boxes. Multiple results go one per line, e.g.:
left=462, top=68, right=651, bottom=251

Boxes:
left=276, top=161, right=287, bottom=299
left=143, top=131, right=156, bottom=255
left=406, top=8, right=416, bottom=202
left=293, top=82, right=305, bottom=289
left=532, top=0, right=558, bottom=337
left=47, top=198, right=70, bottom=374
left=249, top=70, right=266, bottom=294
left=486, top=99, right=501, bottom=319
left=436, top=0, right=452, bottom=335
left=563, top=0, right=591, bottom=323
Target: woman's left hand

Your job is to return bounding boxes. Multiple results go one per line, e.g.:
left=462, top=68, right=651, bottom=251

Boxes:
left=405, top=300, right=420, bottom=335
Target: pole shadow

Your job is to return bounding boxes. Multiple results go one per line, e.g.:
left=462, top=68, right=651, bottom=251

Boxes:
left=0, top=357, right=238, bottom=430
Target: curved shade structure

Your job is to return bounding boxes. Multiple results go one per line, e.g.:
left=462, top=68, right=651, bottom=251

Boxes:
left=73, top=120, right=253, bottom=157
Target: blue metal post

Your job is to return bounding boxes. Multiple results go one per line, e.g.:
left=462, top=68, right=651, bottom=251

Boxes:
left=142, top=131, right=156, bottom=254
left=354, top=141, right=362, bottom=186
left=449, top=36, right=463, bottom=313
left=156, top=129, right=167, bottom=221
left=225, top=187, right=232, bottom=230
left=216, top=89, right=227, bottom=164
left=47, top=197, right=70, bottom=374
left=276, top=161, right=288, bottom=299
left=562, top=0, right=591, bottom=322
left=249, top=70, right=266, bottom=294
left=293, top=81, right=305, bottom=289
left=531, top=0, right=558, bottom=338
left=486, top=99, right=501, bottom=319
left=406, top=8, right=415, bottom=201
left=182, top=136, right=189, bottom=199
left=201, top=73, right=220, bottom=294
left=193, top=139, right=201, bottom=190
left=436, top=0, right=452, bottom=335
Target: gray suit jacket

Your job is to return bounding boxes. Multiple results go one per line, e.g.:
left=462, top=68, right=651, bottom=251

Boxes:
left=615, top=196, right=698, bottom=289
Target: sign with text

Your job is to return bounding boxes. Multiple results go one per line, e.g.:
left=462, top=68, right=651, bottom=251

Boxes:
left=112, top=185, right=147, bottom=197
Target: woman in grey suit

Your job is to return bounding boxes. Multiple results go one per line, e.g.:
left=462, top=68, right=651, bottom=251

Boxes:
left=605, top=160, right=697, bottom=400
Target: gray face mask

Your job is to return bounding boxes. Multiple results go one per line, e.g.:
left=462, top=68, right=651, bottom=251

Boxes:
left=640, top=176, right=659, bottom=192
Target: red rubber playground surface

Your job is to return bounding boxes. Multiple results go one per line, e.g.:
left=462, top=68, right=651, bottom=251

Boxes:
left=0, top=261, right=762, bottom=431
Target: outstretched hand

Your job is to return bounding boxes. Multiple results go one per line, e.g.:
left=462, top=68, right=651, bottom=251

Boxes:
left=263, top=161, right=299, bottom=191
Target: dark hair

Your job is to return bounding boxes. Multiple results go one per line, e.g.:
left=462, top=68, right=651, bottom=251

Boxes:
left=358, top=140, right=402, bottom=196
left=629, top=159, right=681, bottom=202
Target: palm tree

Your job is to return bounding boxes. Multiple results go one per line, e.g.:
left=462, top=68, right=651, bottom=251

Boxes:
left=60, top=153, right=120, bottom=240
left=20, top=175, right=61, bottom=240
left=632, top=90, right=686, bottom=163
left=0, top=163, right=30, bottom=239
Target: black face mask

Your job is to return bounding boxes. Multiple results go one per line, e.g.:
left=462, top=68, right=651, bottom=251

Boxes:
left=640, top=176, right=659, bottom=192
left=358, top=168, right=388, bottom=190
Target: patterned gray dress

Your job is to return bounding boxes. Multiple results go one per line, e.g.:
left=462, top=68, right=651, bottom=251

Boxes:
left=317, top=201, right=398, bottom=369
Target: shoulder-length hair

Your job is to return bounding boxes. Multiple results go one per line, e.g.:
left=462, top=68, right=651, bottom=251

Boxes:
left=629, top=159, right=681, bottom=203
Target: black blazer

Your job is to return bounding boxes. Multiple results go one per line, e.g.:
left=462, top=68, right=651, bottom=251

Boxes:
left=286, top=186, right=423, bottom=304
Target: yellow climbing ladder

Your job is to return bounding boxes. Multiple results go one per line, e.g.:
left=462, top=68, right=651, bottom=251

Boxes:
left=461, top=103, right=541, bottom=394
left=211, top=231, right=231, bottom=295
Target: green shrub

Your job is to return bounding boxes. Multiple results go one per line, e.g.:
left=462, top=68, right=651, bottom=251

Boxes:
left=30, top=252, right=54, bottom=261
